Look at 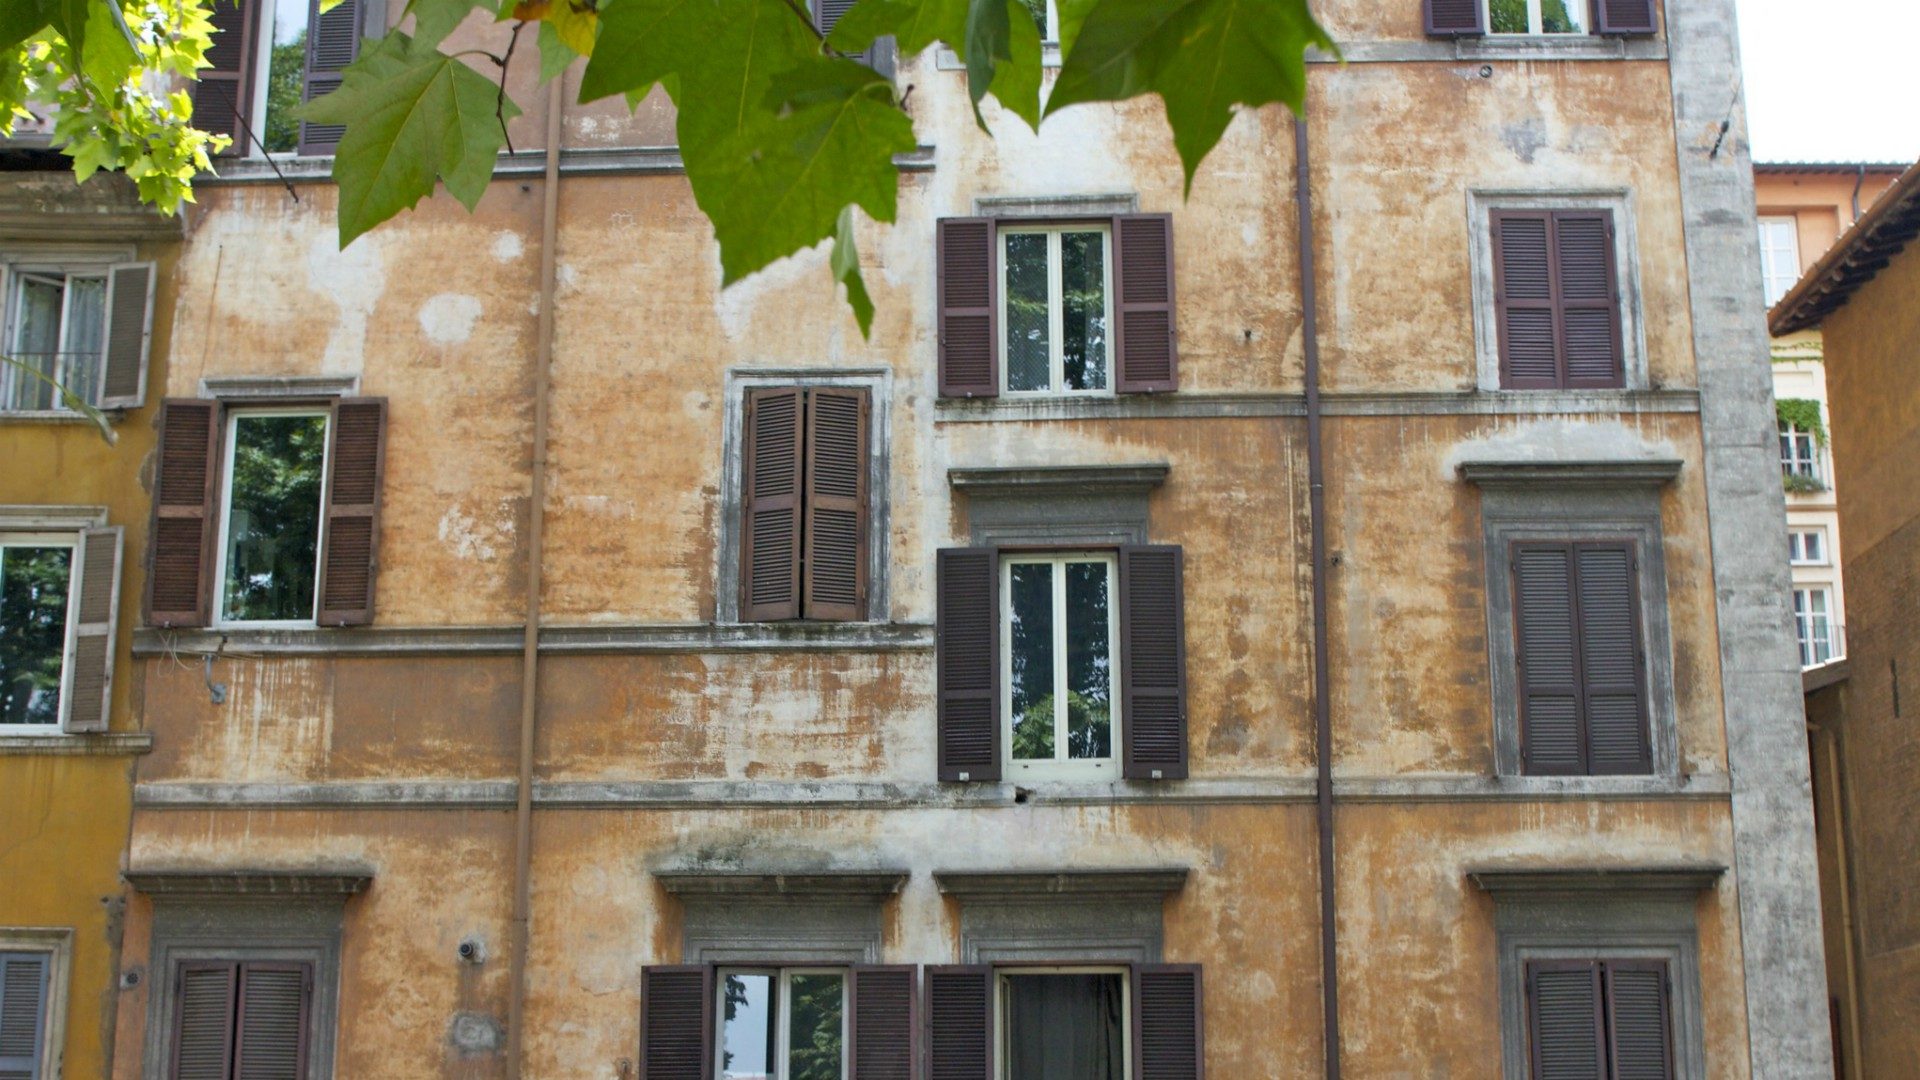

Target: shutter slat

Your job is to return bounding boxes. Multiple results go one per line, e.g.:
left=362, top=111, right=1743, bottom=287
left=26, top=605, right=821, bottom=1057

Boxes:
left=233, top=962, right=310, bottom=1080
left=298, top=0, right=362, bottom=153
left=1594, top=0, right=1659, bottom=36
left=173, top=962, right=238, bottom=1080
left=193, top=0, right=257, bottom=150
left=1114, top=214, right=1178, bottom=393
left=1553, top=213, right=1623, bottom=388
left=851, top=965, right=916, bottom=1080
left=937, top=548, right=1000, bottom=781
left=145, top=399, right=221, bottom=628
left=1605, top=962, right=1674, bottom=1080
left=64, top=526, right=123, bottom=733
left=1121, top=545, right=1188, bottom=780
left=640, top=966, right=709, bottom=1080
left=100, top=262, right=156, bottom=409
left=1134, top=965, right=1203, bottom=1080
left=0, top=954, right=49, bottom=1073
left=1514, top=544, right=1586, bottom=775
left=1527, top=961, right=1605, bottom=1080
left=925, top=966, right=991, bottom=1080
left=1493, top=211, right=1563, bottom=388
left=317, top=397, right=386, bottom=626
left=1576, top=544, right=1650, bottom=773
left=1424, top=0, right=1485, bottom=36
left=938, top=218, right=999, bottom=398
left=803, top=387, right=870, bottom=621
left=742, top=387, right=805, bottom=621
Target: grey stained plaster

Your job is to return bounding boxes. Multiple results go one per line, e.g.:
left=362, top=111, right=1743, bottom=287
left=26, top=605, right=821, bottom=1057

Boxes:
left=1665, top=0, right=1835, bottom=1073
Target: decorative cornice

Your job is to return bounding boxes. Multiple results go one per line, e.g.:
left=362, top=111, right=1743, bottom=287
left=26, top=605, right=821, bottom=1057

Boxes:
left=948, top=463, right=1170, bottom=498
left=1468, top=866, right=1726, bottom=900
left=654, top=871, right=910, bottom=900
left=123, top=869, right=374, bottom=897
left=0, top=731, right=152, bottom=756
left=934, top=868, right=1189, bottom=900
left=1458, top=459, right=1684, bottom=488
left=0, top=171, right=185, bottom=242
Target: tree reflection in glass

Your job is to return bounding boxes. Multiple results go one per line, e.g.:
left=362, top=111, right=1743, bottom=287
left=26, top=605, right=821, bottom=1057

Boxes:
left=1005, top=233, right=1051, bottom=392
left=1060, top=232, right=1107, bottom=391
left=221, top=413, right=327, bottom=622
left=785, top=973, right=844, bottom=1080
left=1064, top=561, right=1111, bottom=758
left=0, top=545, right=71, bottom=725
left=1010, top=562, right=1055, bottom=759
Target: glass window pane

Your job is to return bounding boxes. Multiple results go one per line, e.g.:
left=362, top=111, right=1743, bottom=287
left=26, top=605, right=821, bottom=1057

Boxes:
left=1009, top=562, right=1055, bottom=760
left=0, top=545, right=72, bottom=726
left=1064, top=562, right=1111, bottom=760
left=1060, top=232, right=1107, bottom=391
left=720, top=972, right=776, bottom=1080
left=264, top=0, right=311, bottom=152
left=1004, top=973, right=1125, bottom=1080
left=1540, top=0, right=1583, bottom=33
left=10, top=277, right=63, bottom=410
left=1005, top=233, right=1052, bottom=392
left=222, top=413, right=328, bottom=622
left=1489, top=0, right=1528, bottom=33
left=62, top=275, right=107, bottom=407
left=786, top=974, right=845, bottom=1080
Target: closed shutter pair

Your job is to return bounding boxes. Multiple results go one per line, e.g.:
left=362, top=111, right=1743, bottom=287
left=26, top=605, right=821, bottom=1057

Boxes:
left=936, top=546, right=1188, bottom=782
left=0, top=953, right=50, bottom=1079
left=1425, top=0, right=1660, bottom=35
left=1527, top=959, right=1672, bottom=1080
left=741, top=386, right=871, bottom=621
left=639, top=966, right=915, bottom=1079
left=1493, top=210, right=1624, bottom=389
left=937, top=216, right=1178, bottom=397
left=172, top=960, right=313, bottom=1080
left=145, top=398, right=388, bottom=628
left=193, top=0, right=367, bottom=155
left=1512, top=542, right=1651, bottom=775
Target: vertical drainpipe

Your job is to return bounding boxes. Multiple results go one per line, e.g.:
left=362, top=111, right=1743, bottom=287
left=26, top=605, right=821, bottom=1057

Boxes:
left=507, top=68, right=567, bottom=1080
left=1294, top=114, right=1342, bottom=1080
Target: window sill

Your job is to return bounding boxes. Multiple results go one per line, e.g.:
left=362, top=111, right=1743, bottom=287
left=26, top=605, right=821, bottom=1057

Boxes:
left=198, top=146, right=940, bottom=187
left=132, top=621, right=937, bottom=658
left=0, top=731, right=153, bottom=755
left=0, top=409, right=120, bottom=425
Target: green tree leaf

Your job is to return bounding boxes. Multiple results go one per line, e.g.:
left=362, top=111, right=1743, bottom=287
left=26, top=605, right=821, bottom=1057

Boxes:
left=828, top=0, right=1042, bottom=127
left=535, top=19, right=576, bottom=81
left=826, top=0, right=966, bottom=55
left=79, top=0, right=137, bottom=92
left=831, top=206, right=875, bottom=336
left=406, top=0, right=497, bottom=50
left=300, top=33, right=521, bottom=245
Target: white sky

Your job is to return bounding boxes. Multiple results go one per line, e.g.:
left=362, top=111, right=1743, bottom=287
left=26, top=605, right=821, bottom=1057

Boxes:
left=1737, top=0, right=1920, bottom=164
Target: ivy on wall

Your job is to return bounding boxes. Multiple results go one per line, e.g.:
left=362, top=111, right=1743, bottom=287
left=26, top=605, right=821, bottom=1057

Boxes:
left=1777, top=398, right=1828, bottom=446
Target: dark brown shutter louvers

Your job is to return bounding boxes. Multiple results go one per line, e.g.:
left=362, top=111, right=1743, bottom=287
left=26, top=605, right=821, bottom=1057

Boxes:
left=1134, top=964, right=1204, bottom=1080
left=1576, top=544, right=1651, bottom=774
left=937, top=218, right=998, bottom=398
left=1493, top=211, right=1560, bottom=388
left=1121, top=545, right=1189, bottom=780
left=1604, top=961, right=1674, bottom=1080
left=1424, top=0, right=1485, bottom=36
left=1527, top=960, right=1606, bottom=1080
left=0, top=952, right=50, bottom=1077
left=640, top=965, right=711, bottom=1080
left=1593, top=0, right=1659, bottom=36
left=850, top=965, right=917, bottom=1080
left=742, top=387, right=806, bottom=621
left=317, top=397, right=387, bottom=626
left=924, top=965, right=991, bottom=1080
left=1113, top=213, right=1178, bottom=393
left=1512, top=541, right=1650, bottom=777
left=172, top=961, right=239, bottom=1080
left=803, top=387, right=871, bottom=621
left=232, top=962, right=312, bottom=1080
left=1493, top=209, right=1624, bottom=390
left=100, top=262, right=156, bottom=410
left=146, top=399, right=221, bottom=628
left=936, top=548, right=1000, bottom=782
left=64, top=526, right=123, bottom=733
left=298, top=0, right=363, bottom=154
left=192, top=0, right=258, bottom=152
left=1513, top=543, right=1583, bottom=775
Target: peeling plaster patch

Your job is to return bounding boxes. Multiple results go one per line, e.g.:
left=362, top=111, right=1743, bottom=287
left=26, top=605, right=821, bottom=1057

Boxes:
left=562, top=494, right=629, bottom=519
left=418, top=294, right=483, bottom=346
left=491, top=231, right=525, bottom=262
left=556, top=263, right=580, bottom=294
left=1441, top=418, right=1682, bottom=481
left=305, top=230, right=386, bottom=373
left=438, top=506, right=501, bottom=561
left=447, top=1012, right=503, bottom=1056
left=1500, top=120, right=1549, bottom=164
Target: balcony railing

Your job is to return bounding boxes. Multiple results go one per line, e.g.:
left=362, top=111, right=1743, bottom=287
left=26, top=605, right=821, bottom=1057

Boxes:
left=1799, top=622, right=1846, bottom=669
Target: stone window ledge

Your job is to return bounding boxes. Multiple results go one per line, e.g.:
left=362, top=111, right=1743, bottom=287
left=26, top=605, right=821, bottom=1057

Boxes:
left=654, top=871, right=909, bottom=900
left=123, top=869, right=374, bottom=897
left=0, top=732, right=153, bottom=756
left=934, top=868, right=1189, bottom=900
left=132, top=621, right=936, bottom=658
left=1469, top=866, right=1725, bottom=900
left=1459, top=459, right=1683, bottom=488
left=948, top=463, right=1170, bottom=499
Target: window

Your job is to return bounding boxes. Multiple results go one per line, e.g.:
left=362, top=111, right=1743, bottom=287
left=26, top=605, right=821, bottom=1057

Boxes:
left=1000, top=969, right=1128, bottom=1079
left=1793, top=587, right=1837, bottom=667
left=1488, top=0, right=1586, bottom=34
left=0, top=523, right=121, bottom=734
left=640, top=965, right=916, bottom=1080
left=1001, top=226, right=1112, bottom=395
left=1757, top=216, right=1801, bottom=307
left=739, top=386, right=872, bottom=622
left=168, top=961, right=313, bottom=1080
left=1525, top=960, right=1673, bottom=1080
left=0, top=951, right=53, bottom=1079
left=1491, top=209, right=1625, bottom=390
left=1788, top=529, right=1827, bottom=566
left=1005, top=553, right=1118, bottom=779
left=192, top=0, right=366, bottom=156
left=1779, top=422, right=1821, bottom=487
left=1, top=259, right=155, bottom=413
left=214, top=409, right=331, bottom=626
left=1426, top=0, right=1656, bottom=36
left=1510, top=541, right=1652, bottom=775
left=925, top=965, right=1201, bottom=1079
left=717, top=968, right=846, bottom=1080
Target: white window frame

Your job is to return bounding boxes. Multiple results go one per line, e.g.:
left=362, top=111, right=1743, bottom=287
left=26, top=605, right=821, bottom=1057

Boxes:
left=713, top=966, right=850, bottom=1080
left=993, top=965, right=1133, bottom=1080
left=1793, top=586, right=1836, bottom=667
left=1000, top=552, right=1121, bottom=781
left=211, top=406, right=333, bottom=629
left=0, top=249, right=132, bottom=414
left=997, top=224, right=1115, bottom=398
left=1779, top=423, right=1821, bottom=483
left=1484, top=0, right=1588, bottom=35
left=246, top=0, right=309, bottom=160
left=1788, top=528, right=1827, bottom=566
left=1757, top=216, right=1801, bottom=307
left=0, top=532, right=83, bottom=736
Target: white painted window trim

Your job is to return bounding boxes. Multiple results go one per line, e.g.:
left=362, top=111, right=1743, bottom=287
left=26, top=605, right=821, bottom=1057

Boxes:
left=0, top=247, right=135, bottom=417
left=1788, top=528, right=1827, bottom=566
left=0, top=531, right=87, bottom=738
left=1001, top=552, right=1120, bottom=781
left=0, top=927, right=74, bottom=1080
left=1483, top=0, right=1589, bottom=35
left=1779, top=423, right=1821, bottom=483
left=1757, top=216, right=1801, bottom=308
left=993, top=965, right=1133, bottom=1080
left=713, top=966, right=851, bottom=1080
left=1792, top=585, right=1837, bottom=667
left=210, top=406, right=333, bottom=629
left=997, top=224, right=1114, bottom=398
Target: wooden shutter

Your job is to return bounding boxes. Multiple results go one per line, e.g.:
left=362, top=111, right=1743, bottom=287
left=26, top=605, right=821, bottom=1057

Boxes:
left=1494, top=210, right=1625, bottom=389
left=1513, top=544, right=1585, bottom=775
left=814, top=0, right=892, bottom=75
left=850, top=965, right=917, bottom=1080
left=1134, top=965, right=1203, bottom=1080
left=1526, top=960, right=1605, bottom=1080
left=1575, top=544, right=1650, bottom=774
left=1593, top=0, right=1659, bottom=36
left=937, top=219, right=998, bottom=398
left=0, top=952, right=49, bottom=1080
left=1120, top=545, right=1188, bottom=780
left=298, top=0, right=363, bottom=154
left=63, top=526, right=123, bottom=733
left=1604, top=961, right=1673, bottom=1080
left=99, top=262, right=156, bottom=410
left=317, top=397, right=386, bottom=626
left=145, top=399, right=221, bottom=628
left=1424, top=0, right=1485, bottom=35
left=193, top=0, right=259, bottom=152
left=1113, top=214, right=1178, bottom=393
left=924, top=966, right=991, bottom=1080
left=803, top=387, right=871, bottom=621
left=1554, top=212, right=1624, bottom=388
left=639, top=965, right=710, bottom=1080
left=172, top=961, right=239, bottom=1080
left=742, top=387, right=805, bottom=621
left=233, top=962, right=311, bottom=1080
left=1493, top=211, right=1561, bottom=389
left=936, top=548, right=999, bottom=782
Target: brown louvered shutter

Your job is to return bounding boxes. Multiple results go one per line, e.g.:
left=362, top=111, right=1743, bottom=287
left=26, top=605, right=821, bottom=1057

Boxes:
left=742, top=387, right=805, bottom=621
left=1575, top=543, right=1650, bottom=774
left=1604, top=961, right=1673, bottom=1080
left=814, top=0, right=892, bottom=75
left=804, top=387, right=871, bottom=621
left=193, top=0, right=259, bottom=152
left=937, top=218, right=998, bottom=398
left=1113, top=214, right=1178, bottom=393
left=233, top=962, right=311, bottom=1080
left=317, top=397, right=386, bottom=626
left=63, top=526, right=123, bottom=733
left=1493, top=211, right=1561, bottom=389
left=640, top=966, right=710, bottom=1080
left=1134, top=965, right=1203, bottom=1080
left=1513, top=544, right=1584, bottom=775
left=172, top=961, right=239, bottom=1080
left=1424, top=0, right=1485, bottom=35
left=1554, top=211, right=1623, bottom=388
left=146, top=399, right=221, bottom=628
left=1120, top=545, right=1188, bottom=780
left=298, top=0, right=363, bottom=154
left=924, top=966, right=991, bottom=1080
left=1593, top=0, right=1659, bottom=36
left=1526, top=960, right=1605, bottom=1080
left=0, top=952, right=50, bottom=1079
left=99, top=262, right=156, bottom=410
left=850, top=965, right=916, bottom=1080
left=936, top=548, right=999, bottom=782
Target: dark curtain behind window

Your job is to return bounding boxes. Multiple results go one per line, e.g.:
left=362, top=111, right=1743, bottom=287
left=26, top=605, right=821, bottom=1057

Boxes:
left=1005, top=973, right=1124, bottom=1080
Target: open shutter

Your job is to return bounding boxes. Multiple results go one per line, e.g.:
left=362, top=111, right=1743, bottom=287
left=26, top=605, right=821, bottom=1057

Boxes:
left=803, top=387, right=871, bottom=621
left=851, top=965, right=917, bottom=1080
left=63, top=526, right=123, bottom=733
left=742, top=387, right=805, bottom=621
left=1513, top=544, right=1585, bottom=775
left=1575, top=544, right=1650, bottom=774
left=233, top=962, right=311, bottom=1080
left=192, top=0, right=259, bottom=152
left=1554, top=212, right=1623, bottom=388
left=1424, top=0, right=1486, bottom=35
left=172, top=961, right=239, bottom=1080
left=146, top=399, right=221, bottom=628
left=936, top=548, right=1000, bottom=782
left=316, top=397, right=386, bottom=626
left=0, top=953, right=49, bottom=1080
left=298, top=0, right=363, bottom=154
left=1493, top=211, right=1561, bottom=389
left=639, top=965, right=710, bottom=1080
left=924, top=966, right=991, bottom=1080
left=1120, top=545, right=1188, bottom=780
left=1526, top=960, right=1605, bottom=1080
left=1593, top=0, right=1659, bottom=36
left=1604, top=961, right=1673, bottom=1080
left=99, top=262, right=156, bottom=410
left=1134, top=965, right=1203, bottom=1080
left=937, top=219, right=998, bottom=398
left=1113, top=214, right=1178, bottom=393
